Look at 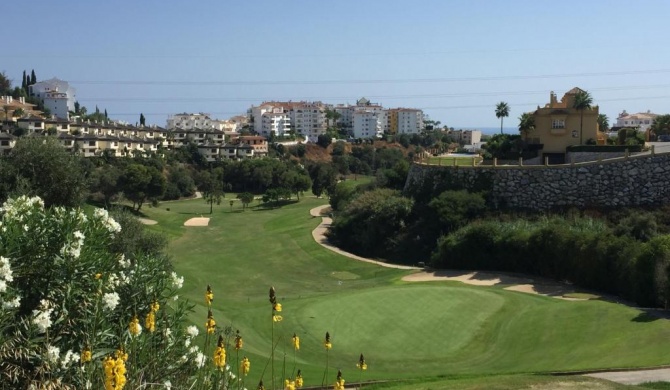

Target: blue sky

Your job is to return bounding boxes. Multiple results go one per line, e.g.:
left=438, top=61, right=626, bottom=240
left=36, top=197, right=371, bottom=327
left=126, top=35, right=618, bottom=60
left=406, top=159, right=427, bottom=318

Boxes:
left=3, top=0, right=670, bottom=130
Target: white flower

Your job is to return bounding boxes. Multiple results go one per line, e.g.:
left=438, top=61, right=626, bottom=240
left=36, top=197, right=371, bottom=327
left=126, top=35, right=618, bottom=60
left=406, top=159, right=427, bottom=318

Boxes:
left=107, top=274, right=120, bottom=288
left=180, top=355, right=188, bottom=363
left=73, top=230, right=85, bottom=242
left=94, top=208, right=122, bottom=234
left=164, top=380, right=172, bottom=389
left=195, top=352, right=206, bottom=368
left=85, top=380, right=92, bottom=389
left=170, top=272, right=184, bottom=289
left=0, top=280, right=6, bottom=293
left=0, top=256, right=13, bottom=282
left=173, top=295, right=179, bottom=301
left=102, top=292, right=120, bottom=311
left=23, top=224, right=29, bottom=232
left=118, top=254, right=129, bottom=268
left=186, top=325, right=199, bottom=338
left=46, top=345, right=60, bottom=363
left=184, top=338, right=191, bottom=348
left=189, top=346, right=199, bottom=354
left=3, top=296, right=20, bottom=309
left=61, top=350, right=79, bottom=369
left=32, top=304, right=54, bottom=333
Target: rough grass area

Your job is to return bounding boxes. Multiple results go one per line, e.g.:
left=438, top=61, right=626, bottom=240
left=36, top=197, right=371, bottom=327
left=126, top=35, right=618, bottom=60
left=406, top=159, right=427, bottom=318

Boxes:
left=364, top=374, right=632, bottom=389
left=140, top=194, right=670, bottom=387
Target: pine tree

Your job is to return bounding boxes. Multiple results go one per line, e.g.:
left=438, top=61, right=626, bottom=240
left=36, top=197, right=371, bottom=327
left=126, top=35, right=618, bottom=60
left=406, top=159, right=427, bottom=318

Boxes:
left=21, top=71, right=27, bottom=91
left=30, top=69, right=36, bottom=85
left=104, top=109, right=108, bottom=119
left=140, top=113, right=145, bottom=126
left=74, top=101, right=80, bottom=114
left=95, top=105, right=99, bottom=114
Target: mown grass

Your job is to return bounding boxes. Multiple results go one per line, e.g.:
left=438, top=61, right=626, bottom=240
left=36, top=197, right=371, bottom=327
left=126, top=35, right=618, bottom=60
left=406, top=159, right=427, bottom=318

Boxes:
left=364, top=374, right=633, bottom=389
left=139, top=192, right=670, bottom=388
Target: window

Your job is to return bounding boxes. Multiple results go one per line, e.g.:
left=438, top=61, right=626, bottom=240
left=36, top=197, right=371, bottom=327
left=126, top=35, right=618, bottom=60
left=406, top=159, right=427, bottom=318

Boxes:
left=88, top=141, right=96, bottom=146
left=551, top=119, right=565, bottom=129
left=1, top=141, right=8, bottom=146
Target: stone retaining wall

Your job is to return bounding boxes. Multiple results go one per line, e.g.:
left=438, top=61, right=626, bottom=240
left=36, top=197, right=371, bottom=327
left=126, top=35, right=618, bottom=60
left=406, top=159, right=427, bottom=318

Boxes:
left=405, top=153, right=670, bottom=210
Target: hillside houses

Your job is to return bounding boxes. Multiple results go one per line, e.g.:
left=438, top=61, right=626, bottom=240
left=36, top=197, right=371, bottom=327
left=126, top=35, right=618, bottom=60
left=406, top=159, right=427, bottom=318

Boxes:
left=1, top=117, right=267, bottom=160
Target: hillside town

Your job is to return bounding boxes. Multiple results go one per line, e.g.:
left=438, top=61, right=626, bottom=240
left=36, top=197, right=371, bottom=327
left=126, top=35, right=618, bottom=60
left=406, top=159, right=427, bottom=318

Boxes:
left=2, top=74, right=666, bottom=167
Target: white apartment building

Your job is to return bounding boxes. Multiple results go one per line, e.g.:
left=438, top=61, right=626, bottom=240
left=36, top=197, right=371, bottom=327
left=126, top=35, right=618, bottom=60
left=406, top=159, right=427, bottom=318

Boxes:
left=42, top=91, right=70, bottom=120
left=448, top=129, right=482, bottom=145
left=29, top=78, right=77, bottom=115
left=396, top=109, right=424, bottom=134
left=616, top=110, right=658, bottom=133
left=352, top=111, right=381, bottom=139
left=167, top=113, right=227, bottom=131
left=250, top=101, right=328, bottom=141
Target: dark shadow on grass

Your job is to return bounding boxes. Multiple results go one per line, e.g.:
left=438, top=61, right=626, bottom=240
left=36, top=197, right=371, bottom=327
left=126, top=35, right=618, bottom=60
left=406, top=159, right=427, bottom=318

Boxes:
left=251, top=199, right=300, bottom=211
left=632, top=309, right=670, bottom=323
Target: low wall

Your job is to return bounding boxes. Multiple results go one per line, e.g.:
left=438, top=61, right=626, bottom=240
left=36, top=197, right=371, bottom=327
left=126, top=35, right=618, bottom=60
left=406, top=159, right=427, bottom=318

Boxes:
left=405, top=152, right=670, bottom=210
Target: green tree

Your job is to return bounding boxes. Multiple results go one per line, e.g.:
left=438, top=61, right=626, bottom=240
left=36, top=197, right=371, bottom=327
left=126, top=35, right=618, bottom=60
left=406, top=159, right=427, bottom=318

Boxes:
left=12, top=108, right=24, bottom=119
left=30, top=69, right=36, bottom=85
left=21, top=70, right=27, bottom=91
left=651, top=114, right=670, bottom=136
left=572, top=89, right=593, bottom=145
left=74, top=101, right=80, bottom=114
left=0, top=71, right=11, bottom=95
left=316, top=134, right=332, bottom=148
left=119, top=164, right=165, bottom=211
left=0, top=137, right=88, bottom=207
left=199, top=171, right=225, bottom=214
left=597, top=113, right=609, bottom=132
left=308, top=163, right=338, bottom=198
left=236, top=192, right=255, bottom=210
left=429, top=190, right=487, bottom=231
left=518, top=112, right=535, bottom=141
left=140, top=113, right=146, bottom=126
left=495, top=101, right=510, bottom=134
left=90, top=165, right=122, bottom=207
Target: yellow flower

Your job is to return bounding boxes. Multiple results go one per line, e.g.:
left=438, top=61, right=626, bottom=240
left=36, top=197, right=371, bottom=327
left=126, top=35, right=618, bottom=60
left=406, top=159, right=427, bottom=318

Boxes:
left=115, top=347, right=128, bottom=362
left=103, top=355, right=127, bottom=390
left=213, top=335, right=226, bottom=368
left=206, top=309, right=216, bottom=334
left=205, top=285, right=214, bottom=306
left=324, top=331, right=332, bottom=350
left=95, top=273, right=102, bottom=280
left=241, top=356, right=250, bottom=375
left=296, top=370, right=304, bottom=388
left=292, top=333, right=300, bottom=350
left=284, top=379, right=296, bottom=390
left=129, top=315, right=142, bottom=336
left=334, top=370, right=345, bottom=390
left=273, top=302, right=282, bottom=312
left=150, top=300, right=160, bottom=313
left=357, top=353, right=367, bottom=370
left=235, top=331, right=243, bottom=350
left=81, top=348, right=92, bottom=363
left=272, top=314, right=283, bottom=322
left=145, top=310, right=156, bottom=333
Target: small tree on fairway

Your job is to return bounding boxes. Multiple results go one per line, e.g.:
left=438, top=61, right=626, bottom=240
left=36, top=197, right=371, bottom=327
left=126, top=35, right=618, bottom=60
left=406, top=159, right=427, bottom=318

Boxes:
left=237, top=192, right=254, bottom=210
left=229, top=199, right=234, bottom=211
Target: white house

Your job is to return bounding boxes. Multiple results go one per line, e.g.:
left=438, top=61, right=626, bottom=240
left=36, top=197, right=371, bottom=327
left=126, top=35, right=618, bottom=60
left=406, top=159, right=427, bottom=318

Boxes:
left=29, top=78, right=77, bottom=114
left=616, top=110, right=658, bottom=134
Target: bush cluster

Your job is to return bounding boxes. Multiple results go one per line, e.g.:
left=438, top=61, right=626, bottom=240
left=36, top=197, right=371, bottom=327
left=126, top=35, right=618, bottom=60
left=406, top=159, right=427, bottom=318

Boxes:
left=431, top=217, right=670, bottom=307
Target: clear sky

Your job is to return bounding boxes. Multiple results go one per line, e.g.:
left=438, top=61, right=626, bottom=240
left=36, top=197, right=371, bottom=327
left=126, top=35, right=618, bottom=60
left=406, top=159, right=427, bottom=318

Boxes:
left=3, top=0, right=669, bottom=130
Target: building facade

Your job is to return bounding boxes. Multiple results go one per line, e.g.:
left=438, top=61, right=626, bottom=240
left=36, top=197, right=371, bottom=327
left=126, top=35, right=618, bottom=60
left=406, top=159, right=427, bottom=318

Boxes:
left=28, top=78, right=77, bottom=116
left=616, top=110, right=658, bottom=134
left=528, top=88, right=599, bottom=157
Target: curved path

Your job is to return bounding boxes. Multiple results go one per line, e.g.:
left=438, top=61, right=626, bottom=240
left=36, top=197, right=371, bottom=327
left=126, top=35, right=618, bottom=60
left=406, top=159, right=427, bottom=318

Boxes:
left=309, top=205, right=419, bottom=270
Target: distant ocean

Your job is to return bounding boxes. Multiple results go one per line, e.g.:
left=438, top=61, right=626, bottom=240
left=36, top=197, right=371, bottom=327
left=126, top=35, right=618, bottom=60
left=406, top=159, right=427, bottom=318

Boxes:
left=456, top=127, right=517, bottom=135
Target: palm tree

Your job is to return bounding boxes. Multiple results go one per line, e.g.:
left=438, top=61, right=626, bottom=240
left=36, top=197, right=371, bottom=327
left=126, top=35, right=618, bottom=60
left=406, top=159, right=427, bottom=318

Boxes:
left=518, top=112, right=535, bottom=141
left=597, top=114, right=609, bottom=132
left=572, top=90, right=593, bottom=144
left=495, top=102, right=510, bottom=134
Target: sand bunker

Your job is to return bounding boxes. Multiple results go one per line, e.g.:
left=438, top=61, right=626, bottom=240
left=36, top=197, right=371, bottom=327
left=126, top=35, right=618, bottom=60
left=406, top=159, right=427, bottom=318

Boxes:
left=402, top=270, right=533, bottom=286
left=138, top=218, right=158, bottom=225
left=184, top=217, right=210, bottom=227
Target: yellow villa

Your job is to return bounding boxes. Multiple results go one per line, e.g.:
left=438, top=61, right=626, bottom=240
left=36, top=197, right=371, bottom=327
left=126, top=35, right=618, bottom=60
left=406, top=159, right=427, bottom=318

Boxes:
left=526, top=88, right=600, bottom=162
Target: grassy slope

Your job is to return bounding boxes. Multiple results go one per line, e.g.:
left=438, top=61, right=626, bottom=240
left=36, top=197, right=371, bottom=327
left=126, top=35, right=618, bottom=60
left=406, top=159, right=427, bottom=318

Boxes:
left=140, top=191, right=670, bottom=388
